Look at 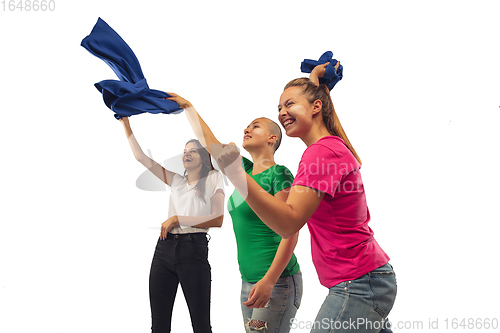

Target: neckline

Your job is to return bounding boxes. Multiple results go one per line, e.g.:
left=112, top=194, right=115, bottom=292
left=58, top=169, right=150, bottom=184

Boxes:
left=314, top=135, right=344, bottom=145
left=250, top=163, right=276, bottom=176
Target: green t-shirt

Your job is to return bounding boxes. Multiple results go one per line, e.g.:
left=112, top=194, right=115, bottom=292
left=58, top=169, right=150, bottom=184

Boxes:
left=228, top=157, right=300, bottom=283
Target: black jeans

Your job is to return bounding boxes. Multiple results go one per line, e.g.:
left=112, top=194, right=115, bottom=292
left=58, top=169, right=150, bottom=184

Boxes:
left=149, top=233, right=212, bottom=333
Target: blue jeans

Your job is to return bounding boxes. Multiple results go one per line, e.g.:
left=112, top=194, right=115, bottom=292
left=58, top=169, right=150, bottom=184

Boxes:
left=149, top=233, right=212, bottom=333
left=311, top=263, right=397, bottom=333
left=240, top=271, right=302, bottom=333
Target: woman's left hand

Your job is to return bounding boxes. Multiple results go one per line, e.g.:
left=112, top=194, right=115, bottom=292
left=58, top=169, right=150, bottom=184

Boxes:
left=160, top=215, right=179, bottom=240
left=243, top=278, right=274, bottom=308
left=309, top=61, right=340, bottom=85
left=311, top=62, right=330, bottom=79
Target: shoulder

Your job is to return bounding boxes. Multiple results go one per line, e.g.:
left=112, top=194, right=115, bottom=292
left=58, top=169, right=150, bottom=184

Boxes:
left=172, top=173, right=187, bottom=186
left=241, top=156, right=253, bottom=173
left=207, top=169, right=222, bottom=180
left=273, top=164, right=294, bottom=180
left=301, top=136, right=352, bottom=162
left=206, top=169, right=224, bottom=188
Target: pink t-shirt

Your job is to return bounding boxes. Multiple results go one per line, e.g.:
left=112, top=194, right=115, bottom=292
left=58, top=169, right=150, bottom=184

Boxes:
left=293, top=136, right=389, bottom=288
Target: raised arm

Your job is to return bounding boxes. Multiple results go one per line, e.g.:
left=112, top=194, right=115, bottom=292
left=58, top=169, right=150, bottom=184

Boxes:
left=119, top=117, right=175, bottom=186
left=165, top=93, right=225, bottom=157
left=243, top=188, right=300, bottom=308
left=309, top=61, right=339, bottom=86
left=216, top=144, right=324, bottom=239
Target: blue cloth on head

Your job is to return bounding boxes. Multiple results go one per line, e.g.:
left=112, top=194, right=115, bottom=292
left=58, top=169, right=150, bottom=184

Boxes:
left=300, top=51, right=343, bottom=90
left=81, top=18, right=182, bottom=119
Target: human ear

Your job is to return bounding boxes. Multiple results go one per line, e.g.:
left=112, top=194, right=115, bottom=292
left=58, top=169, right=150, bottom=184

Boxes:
left=312, top=99, right=323, bottom=115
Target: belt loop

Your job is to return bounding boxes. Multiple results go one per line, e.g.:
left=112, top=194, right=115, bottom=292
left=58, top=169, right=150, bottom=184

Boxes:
left=206, top=233, right=211, bottom=242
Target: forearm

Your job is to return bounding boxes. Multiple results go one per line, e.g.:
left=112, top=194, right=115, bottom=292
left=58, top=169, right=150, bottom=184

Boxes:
left=184, top=106, right=222, bottom=154
left=230, top=170, right=303, bottom=238
left=126, top=133, right=149, bottom=163
left=121, top=122, right=148, bottom=163
left=309, top=72, right=320, bottom=86
left=176, top=213, right=223, bottom=229
left=262, top=233, right=299, bottom=284
left=120, top=119, right=173, bottom=185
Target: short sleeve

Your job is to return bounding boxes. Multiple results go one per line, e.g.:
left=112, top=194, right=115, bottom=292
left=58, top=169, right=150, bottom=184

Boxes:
left=272, top=165, right=294, bottom=194
left=293, top=143, right=355, bottom=198
left=170, top=173, right=185, bottom=189
left=241, top=156, right=253, bottom=173
left=206, top=170, right=224, bottom=199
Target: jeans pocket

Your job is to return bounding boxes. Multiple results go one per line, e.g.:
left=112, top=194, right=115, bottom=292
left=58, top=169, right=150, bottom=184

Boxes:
left=369, top=265, right=397, bottom=317
left=190, top=233, right=208, bottom=245
left=186, top=235, right=209, bottom=262
left=292, top=272, right=303, bottom=309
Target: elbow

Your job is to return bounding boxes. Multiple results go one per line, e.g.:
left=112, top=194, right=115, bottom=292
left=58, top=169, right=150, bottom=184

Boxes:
left=136, top=154, right=146, bottom=163
left=214, top=215, right=223, bottom=228
left=283, top=231, right=300, bottom=244
left=136, top=154, right=151, bottom=168
left=280, top=221, right=302, bottom=240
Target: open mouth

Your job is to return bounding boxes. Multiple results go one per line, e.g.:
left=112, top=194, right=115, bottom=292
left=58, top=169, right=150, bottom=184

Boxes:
left=243, top=135, right=252, bottom=140
left=282, top=119, right=295, bottom=130
left=184, top=157, right=193, bottom=162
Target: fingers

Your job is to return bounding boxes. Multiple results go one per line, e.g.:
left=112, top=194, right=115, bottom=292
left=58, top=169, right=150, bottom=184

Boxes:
left=164, top=92, right=177, bottom=100
left=243, top=284, right=270, bottom=308
left=217, top=143, right=239, bottom=159
left=245, top=294, right=267, bottom=308
left=243, top=288, right=257, bottom=307
left=334, top=61, right=340, bottom=70
left=160, top=222, right=167, bottom=240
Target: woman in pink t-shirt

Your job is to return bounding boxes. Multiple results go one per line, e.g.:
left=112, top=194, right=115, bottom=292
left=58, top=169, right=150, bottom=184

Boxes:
left=217, top=63, right=397, bottom=333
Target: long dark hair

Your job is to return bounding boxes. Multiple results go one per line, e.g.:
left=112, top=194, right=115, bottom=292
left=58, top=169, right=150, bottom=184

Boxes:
left=184, top=139, right=215, bottom=202
left=284, top=78, right=362, bottom=165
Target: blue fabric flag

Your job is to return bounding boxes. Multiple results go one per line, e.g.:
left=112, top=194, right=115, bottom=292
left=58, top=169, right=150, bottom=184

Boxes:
left=81, top=18, right=182, bottom=119
left=300, top=51, right=343, bottom=90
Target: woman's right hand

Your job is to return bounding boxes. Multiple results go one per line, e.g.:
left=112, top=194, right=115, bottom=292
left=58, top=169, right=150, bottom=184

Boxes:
left=309, top=61, right=340, bottom=86
left=165, top=92, right=193, bottom=109
left=311, top=62, right=330, bottom=79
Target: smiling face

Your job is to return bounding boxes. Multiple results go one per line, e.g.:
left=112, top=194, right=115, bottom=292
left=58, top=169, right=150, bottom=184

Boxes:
left=278, top=86, right=317, bottom=138
left=242, top=118, right=277, bottom=151
left=182, top=141, right=203, bottom=171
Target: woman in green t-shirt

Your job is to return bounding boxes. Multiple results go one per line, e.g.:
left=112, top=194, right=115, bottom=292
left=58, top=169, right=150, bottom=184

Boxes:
left=166, top=93, right=302, bottom=333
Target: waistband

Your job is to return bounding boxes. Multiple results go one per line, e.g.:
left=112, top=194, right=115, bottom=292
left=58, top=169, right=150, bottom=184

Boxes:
left=166, top=232, right=209, bottom=240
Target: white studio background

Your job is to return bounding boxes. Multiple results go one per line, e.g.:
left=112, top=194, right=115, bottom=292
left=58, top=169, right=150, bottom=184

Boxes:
left=1, top=1, right=499, bottom=332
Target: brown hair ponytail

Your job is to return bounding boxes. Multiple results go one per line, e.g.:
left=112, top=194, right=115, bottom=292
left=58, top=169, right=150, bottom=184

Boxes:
left=284, top=78, right=362, bottom=165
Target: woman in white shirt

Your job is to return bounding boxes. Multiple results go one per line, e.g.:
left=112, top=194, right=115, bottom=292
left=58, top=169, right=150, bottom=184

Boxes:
left=119, top=116, right=224, bottom=333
